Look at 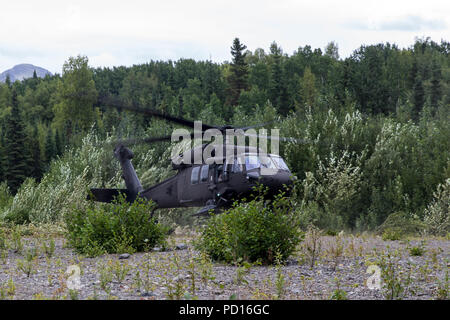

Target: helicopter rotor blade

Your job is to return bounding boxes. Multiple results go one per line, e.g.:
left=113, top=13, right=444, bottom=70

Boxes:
left=242, top=132, right=312, bottom=144
left=99, top=95, right=218, bottom=131
left=111, top=134, right=174, bottom=146
left=111, top=128, right=311, bottom=148
left=109, top=130, right=208, bottom=147
left=69, top=93, right=283, bottom=135
left=98, top=96, right=286, bottom=137
left=97, top=94, right=307, bottom=147
left=235, top=121, right=275, bottom=131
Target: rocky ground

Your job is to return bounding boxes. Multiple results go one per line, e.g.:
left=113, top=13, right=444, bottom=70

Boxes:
left=0, top=228, right=448, bottom=300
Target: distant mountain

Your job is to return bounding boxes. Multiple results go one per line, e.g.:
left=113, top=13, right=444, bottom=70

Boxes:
left=0, top=64, right=52, bottom=82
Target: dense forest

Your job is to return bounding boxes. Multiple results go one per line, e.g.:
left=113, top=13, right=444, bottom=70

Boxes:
left=0, top=37, right=448, bottom=232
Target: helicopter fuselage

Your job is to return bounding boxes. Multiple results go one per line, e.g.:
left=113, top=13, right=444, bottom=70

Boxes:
left=90, top=145, right=294, bottom=215
left=140, top=157, right=293, bottom=211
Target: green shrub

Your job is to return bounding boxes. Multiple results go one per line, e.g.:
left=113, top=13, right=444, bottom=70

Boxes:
left=377, top=211, right=426, bottom=239
left=0, top=228, right=6, bottom=250
left=382, top=228, right=402, bottom=241
left=196, top=189, right=303, bottom=264
left=409, top=246, right=425, bottom=256
left=375, top=249, right=414, bottom=300
left=423, top=178, right=450, bottom=236
left=0, top=182, right=12, bottom=214
left=325, top=229, right=338, bottom=236
left=435, top=270, right=449, bottom=300
left=330, top=289, right=348, bottom=300
left=65, top=194, right=168, bottom=256
left=365, top=119, right=449, bottom=225
left=282, top=106, right=449, bottom=232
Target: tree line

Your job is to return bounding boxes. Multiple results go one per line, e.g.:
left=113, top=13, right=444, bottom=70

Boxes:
left=0, top=37, right=448, bottom=230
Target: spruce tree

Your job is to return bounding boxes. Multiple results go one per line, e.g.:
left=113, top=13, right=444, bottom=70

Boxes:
left=0, top=132, right=5, bottom=181
left=412, top=75, right=425, bottom=121
left=409, top=59, right=418, bottom=89
left=268, top=42, right=289, bottom=114
left=5, top=74, right=11, bottom=88
left=45, top=128, right=55, bottom=162
left=228, top=38, right=249, bottom=106
left=54, top=129, right=63, bottom=157
left=430, top=60, right=442, bottom=108
left=29, top=70, right=39, bottom=90
left=4, top=89, right=29, bottom=193
left=27, top=126, right=43, bottom=180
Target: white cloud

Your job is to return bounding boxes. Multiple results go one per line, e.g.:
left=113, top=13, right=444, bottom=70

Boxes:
left=347, top=15, right=447, bottom=32
left=0, top=0, right=448, bottom=73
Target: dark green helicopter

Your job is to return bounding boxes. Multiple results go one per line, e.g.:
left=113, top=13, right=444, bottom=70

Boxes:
left=89, top=96, right=302, bottom=215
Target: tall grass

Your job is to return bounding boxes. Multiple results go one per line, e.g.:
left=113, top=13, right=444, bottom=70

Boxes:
left=0, top=131, right=173, bottom=224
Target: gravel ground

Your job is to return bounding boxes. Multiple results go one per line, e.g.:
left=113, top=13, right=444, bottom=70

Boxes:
left=0, top=232, right=448, bottom=300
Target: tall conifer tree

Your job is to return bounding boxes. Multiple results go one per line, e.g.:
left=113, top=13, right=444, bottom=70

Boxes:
left=27, top=125, right=43, bottom=180
left=45, top=127, right=55, bottom=162
left=228, top=38, right=249, bottom=106
left=4, top=89, right=29, bottom=193
left=412, top=75, right=425, bottom=121
left=430, top=59, right=442, bottom=108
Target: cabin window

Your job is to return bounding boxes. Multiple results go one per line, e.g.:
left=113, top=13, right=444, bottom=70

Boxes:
left=191, top=166, right=200, bottom=184
left=216, top=165, right=224, bottom=182
left=200, top=165, right=209, bottom=182
left=245, top=155, right=261, bottom=171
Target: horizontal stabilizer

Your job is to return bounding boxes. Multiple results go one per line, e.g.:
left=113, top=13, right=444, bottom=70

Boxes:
left=88, top=188, right=133, bottom=203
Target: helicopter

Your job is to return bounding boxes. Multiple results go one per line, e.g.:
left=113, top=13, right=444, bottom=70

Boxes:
left=89, top=96, right=300, bottom=215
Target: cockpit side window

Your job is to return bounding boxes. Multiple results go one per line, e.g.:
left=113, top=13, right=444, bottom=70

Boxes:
left=191, top=166, right=200, bottom=184
left=245, top=155, right=260, bottom=171
left=200, top=165, right=209, bottom=182
left=216, top=165, right=224, bottom=183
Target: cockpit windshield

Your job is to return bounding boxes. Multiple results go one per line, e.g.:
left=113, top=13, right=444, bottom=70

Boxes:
left=240, top=154, right=290, bottom=172
left=270, top=155, right=290, bottom=171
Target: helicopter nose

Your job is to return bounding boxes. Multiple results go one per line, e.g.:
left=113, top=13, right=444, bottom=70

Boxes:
left=260, top=171, right=293, bottom=192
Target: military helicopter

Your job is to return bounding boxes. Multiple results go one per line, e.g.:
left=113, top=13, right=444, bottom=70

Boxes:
left=89, top=96, right=300, bottom=215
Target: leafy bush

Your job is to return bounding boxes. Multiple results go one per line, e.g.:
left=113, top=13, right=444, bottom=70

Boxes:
left=375, top=249, right=414, bottom=300
left=282, top=106, right=449, bottom=232
left=0, top=182, right=12, bottom=214
left=381, top=229, right=402, bottom=241
left=295, top=149, right=364, bottom=230
left=364, top=120, right=449, bottom=226
left=302, top=224, right=322, bottom=268
left=330, top=288, right=348, bottom=300
left=377, top=211, right=427, bottom=239
left=409, top=245, right=425, bottom=256
left=65, top=195, right=168, bottom=256
left=196, top=188, right=303, bottom=264
left=423, top=178, right=450, bottom=236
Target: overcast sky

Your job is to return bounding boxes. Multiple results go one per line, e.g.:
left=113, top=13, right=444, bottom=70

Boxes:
left=0, top=0, right=448, bottom=74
